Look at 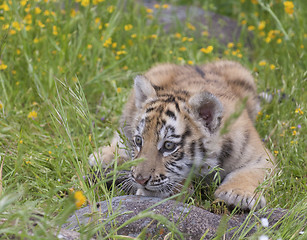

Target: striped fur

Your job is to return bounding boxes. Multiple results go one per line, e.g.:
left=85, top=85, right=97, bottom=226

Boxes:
left=89, top=60, right=275, bottom=210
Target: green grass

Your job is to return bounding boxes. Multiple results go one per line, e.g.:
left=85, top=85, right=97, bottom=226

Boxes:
left=0, top=0, right=306, bottom=239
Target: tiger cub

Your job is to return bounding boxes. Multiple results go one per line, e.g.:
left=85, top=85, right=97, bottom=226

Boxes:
left=89, top=60, right=274, bottom=210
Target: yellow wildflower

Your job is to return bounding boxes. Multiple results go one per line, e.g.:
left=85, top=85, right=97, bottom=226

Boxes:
left=175, top=33, right=181, bottom=39
left=37, top=20, right=45, bottom=28
left=70, top=9, right=77, bottom=17
left=162, top=4, right=169, bottom=9
left=258, top=21, right=266, bottom=30
left=227, top=42, right=234, bottom=48
left=53, top=26, right=58, bottom=35
left=12, top=21, right=22, bottom=31
left=0, top=2, right=10, bottom=11
left=274, top=151, right=278, bottom=156
left=247, top=25, right=255, bottom=31
left=87, top=44, right=92, bottom=49
left=186, top=23, right=195, bottom=31
left=35, top=7, right=42, bottom=14
left=124, top=24, right=133, bottom=31
left=131, top=34, right=137, bottom=38
left=259, top=60, right=267, bottom=66
left=2, top=24, right=9, bottom=30
left=24, top=14, right=32, bottom=24
left=117, top=87, right=121, bottom=93
left=276, top=38, right=282, bottom=44
left=81, top=0, right=90, bottom=7
left=179, top=46, right=186, bottom=51
left=270, top=64, right=276, bottom=70
left=0, top=63, right=8, bottom=70
left=107, top=5, right=114, bottom=13
left=21, top=0, right=27, bottom=6
left=116, top=50, right=126, bottom=55
left=103, top=37, right=112, bottom=47
left=19, top=140, right=23, bottom=144
left=0, top=102, right=3, bottom=109
left=43, top=10, right=50, bottom=16
left=200, top=46, right=213, bottom=54
left=251, top=0, right=258, bottom=4
left=265, top=37, right=271, bottom=43
left=295, top=108, right=303, bottom=115
left=28, top=110, right=38, bottom=120
left=9, top=30, right=16, bottom=35
left=202, top=31, right=209, bottom=36
left=150, top=34, right=157, bottom=39
left=74, top=191, right=87, bottom=209
left=187, top=60, right=194, bottom=65
left=292, top=130, right=296, bottom=136
left=146, top=8, right=153, bottom=13
left=48, top=151, right=52, bottom=154
left=241, top=20, right=247, bottom=25
left=258, top=31, right=265, bottom=37
left=284, top=1, right=294, bottom=15
left=154, top=4, right=160, bottom=9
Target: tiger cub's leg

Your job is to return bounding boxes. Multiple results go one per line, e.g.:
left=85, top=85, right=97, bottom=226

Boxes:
left=88, top=132, right=129, bottom=167
left=214, top=166, right=270, bottom=210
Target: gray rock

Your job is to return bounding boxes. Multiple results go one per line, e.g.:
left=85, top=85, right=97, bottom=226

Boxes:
left=63, top=196, right=287, bottom=239
left=141, top=0, right=249, bottom=46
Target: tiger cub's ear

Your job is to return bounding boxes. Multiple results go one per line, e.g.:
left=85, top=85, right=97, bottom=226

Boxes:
left=134, top=75, right=156, bottom=109
left=189, top=92, right=223, bottom=133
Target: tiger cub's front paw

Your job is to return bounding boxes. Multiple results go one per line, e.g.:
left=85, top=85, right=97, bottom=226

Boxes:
left=214, top=186, right=266, bottom=210
left=88, top=146, right=114, bottom=167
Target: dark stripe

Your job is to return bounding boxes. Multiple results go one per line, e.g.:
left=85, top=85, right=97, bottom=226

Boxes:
left=170, top=162, right=183, bottom=171
left=165, top=164, right=181, bottom=176
left=151, top=84, right=163, bottom=91
left=195, top=66, right=206, bottom=78
left=181, top=128, right=191, bottom=144
left=165, top=125, right=175, bottom=134
left=185, top=163, right=193, bottom=168
left=175, top=102, right=180, bottom=112
left=198, top=140, right=207, bottom=155
left=173, top=151, right=184, bottom=161
left=231, top=79, right=255, bottom=92
left=218, top=137, right=234, bottom=167
left=146, top=107, right=155, bottom=113
left=240, top=131, right=250, bottom=155
left=189, top=141, right=196, bottom=159
left=169, top=134, right=181, bottom=139
left=165, top=110, right=176, bottom=120
left=256, top=156, right=262, bottom=163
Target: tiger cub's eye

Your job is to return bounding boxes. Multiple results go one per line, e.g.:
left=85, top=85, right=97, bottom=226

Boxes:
left=163, top=141, right=176, bottom=151
left=134, top=136, right=143, bottom=147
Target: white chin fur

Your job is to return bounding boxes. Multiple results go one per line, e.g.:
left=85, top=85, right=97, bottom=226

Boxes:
left=135, top=188, right=171, bottom=198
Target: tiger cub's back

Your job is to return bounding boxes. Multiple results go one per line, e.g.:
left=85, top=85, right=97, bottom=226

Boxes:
left=143, top=60, right=260, bottom=122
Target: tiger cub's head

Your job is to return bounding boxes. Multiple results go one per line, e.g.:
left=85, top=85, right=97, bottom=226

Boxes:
left=128, top=75, right=223, bottom=198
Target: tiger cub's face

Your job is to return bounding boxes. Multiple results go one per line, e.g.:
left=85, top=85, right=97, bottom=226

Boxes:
left=128, top=76, right=223, bottom=197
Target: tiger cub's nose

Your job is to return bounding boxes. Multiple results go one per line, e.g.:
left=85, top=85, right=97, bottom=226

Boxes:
left=134, top=175, right=151, bottom=186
